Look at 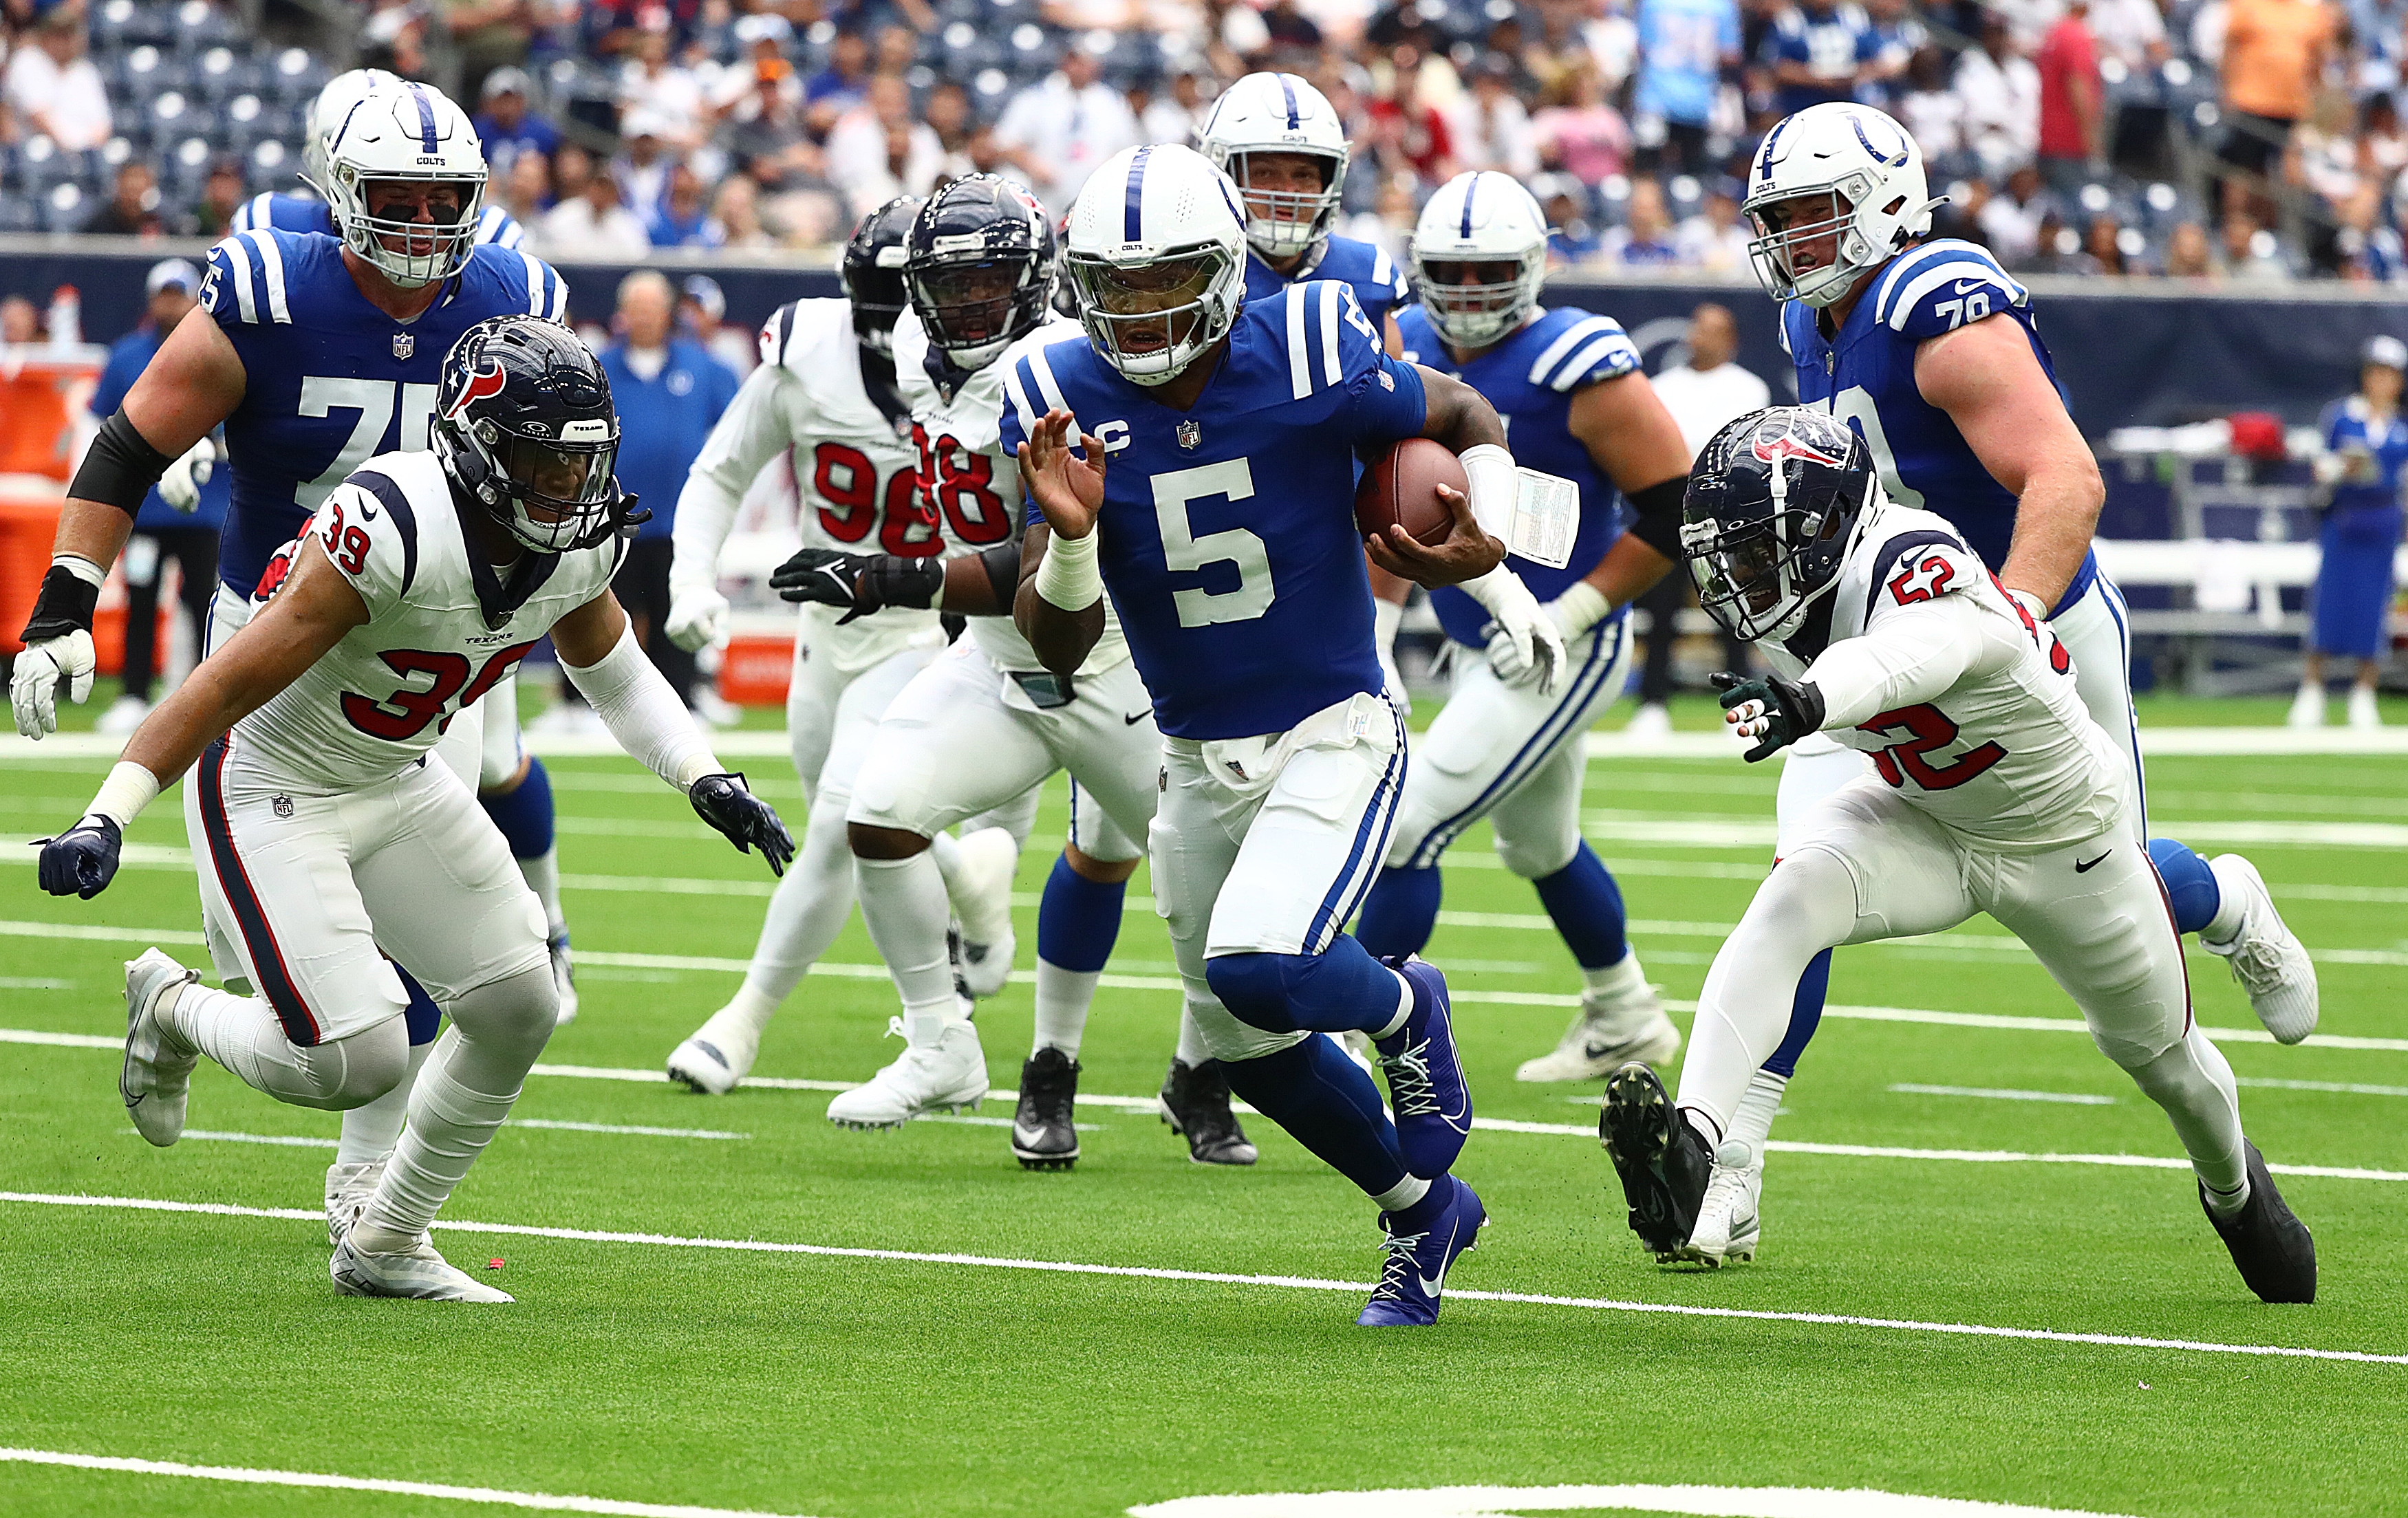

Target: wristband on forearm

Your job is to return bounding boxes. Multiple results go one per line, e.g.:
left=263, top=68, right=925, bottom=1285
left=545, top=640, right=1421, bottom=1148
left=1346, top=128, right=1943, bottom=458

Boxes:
left=85, top=760, right=161, bottom=829
left=859, top=554, right=946, bottom=611
left=23, top=556, right=105, bottom=642
left=1550, top=581, right=1611, bottom=638
left=1034, top=526, right=1101, bottom=610
left=1458, top=443, right=1518, bottom=541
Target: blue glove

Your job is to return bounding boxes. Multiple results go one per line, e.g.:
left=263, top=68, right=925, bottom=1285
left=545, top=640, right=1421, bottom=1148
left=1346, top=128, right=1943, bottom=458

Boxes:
left=38, top=816, right=122, bottom=898
left=689, top=772, right=796, bottom=876
left=1712, top=671, right=1826, bottom=763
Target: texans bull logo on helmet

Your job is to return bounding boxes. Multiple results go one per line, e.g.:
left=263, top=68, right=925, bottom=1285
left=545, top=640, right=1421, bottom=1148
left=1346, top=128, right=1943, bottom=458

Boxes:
left=444, top=357, right=508, bottom=422
left=1748, top=418, right=1850, bottom=471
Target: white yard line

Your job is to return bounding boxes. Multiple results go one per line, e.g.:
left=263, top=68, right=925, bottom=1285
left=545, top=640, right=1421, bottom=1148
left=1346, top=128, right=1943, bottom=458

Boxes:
left=2237, top=1077, right=2408, bottom=1098
left=149, top=1120, right=749, bottom=1145
left=1888, top=1084, right=2118, bottom=1106
left=0, top=1447, right=811, bottom=1517
left=1, top=1190, right=2399, bottom=1367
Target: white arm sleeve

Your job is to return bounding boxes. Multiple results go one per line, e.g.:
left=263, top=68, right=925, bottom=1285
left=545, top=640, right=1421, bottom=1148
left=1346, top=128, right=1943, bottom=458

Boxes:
left=562, top=624, right=725, bottom=791
left=1803, top=593, right=2006, bottom=731
left=671, top=363, right=802, bottom=598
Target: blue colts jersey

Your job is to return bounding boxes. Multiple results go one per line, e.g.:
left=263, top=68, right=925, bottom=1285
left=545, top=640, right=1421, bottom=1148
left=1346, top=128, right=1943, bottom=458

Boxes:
left=1398, top=304, right=1638, bottom=647
left=1782, top=238, right=2097, bottom=616
left=229, top=191, right=528, bottom=250
left=1243, top=234, right=1412, bottom=333
left=1000, top=280, right=1429, bottom=740
left=198, top=227, right=570, bottom=596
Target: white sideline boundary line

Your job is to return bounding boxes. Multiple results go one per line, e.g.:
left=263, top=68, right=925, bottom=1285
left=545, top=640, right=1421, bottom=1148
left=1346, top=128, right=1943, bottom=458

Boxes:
left=1, top=1190, right=2399, bottom=1367
left=0, top=1446, right=811, bottom=1517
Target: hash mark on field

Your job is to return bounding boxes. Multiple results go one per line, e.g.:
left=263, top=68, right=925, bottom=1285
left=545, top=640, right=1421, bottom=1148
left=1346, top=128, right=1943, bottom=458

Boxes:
left=4, top=1191, right=2401, bottom=1367
left=1889, top=1084, right=2118, bottom=1106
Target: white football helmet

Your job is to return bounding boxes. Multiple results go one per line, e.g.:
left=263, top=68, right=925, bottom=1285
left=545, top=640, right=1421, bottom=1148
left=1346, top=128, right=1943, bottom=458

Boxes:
left=1410, top=171, right=1548, bottom=350
left=1197, top=71, right=1350, bottom=261
left=302, top=67, right=398, bottom=193
left=1743, top=102, right=1942, bottom=308
left=322, top=80, right=488, bottom=288
left=1064, top=144, right=1249, bottom=388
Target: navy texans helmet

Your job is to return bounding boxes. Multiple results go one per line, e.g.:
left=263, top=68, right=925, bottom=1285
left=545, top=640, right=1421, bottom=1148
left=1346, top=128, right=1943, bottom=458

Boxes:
left=904, top=174, right=1057, bottom=371
left=841, top=195, right=923, bottom=356
left=1681, top=406, right=1879, bottom=643
left=433, top=315, right=645, bottom=553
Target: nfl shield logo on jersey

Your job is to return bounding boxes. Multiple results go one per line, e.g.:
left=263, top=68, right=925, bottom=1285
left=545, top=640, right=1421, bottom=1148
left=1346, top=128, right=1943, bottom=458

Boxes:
left=1176, top=420, right=1201, bottom=450
left=391, top=333, right=414, bottom=360
left=272, top=795, right=294, bottom=818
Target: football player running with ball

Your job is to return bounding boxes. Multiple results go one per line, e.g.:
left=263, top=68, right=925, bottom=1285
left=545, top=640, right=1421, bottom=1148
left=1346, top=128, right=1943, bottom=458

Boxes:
left=1355, top=171, right=1695, bottom=1083
left=1012, top=144, right=1564, bottom=1325
left=1688, top=101, right=2317, bottom=1266
left=1601, top=409, right=2314, bottom=1305
left=36, top=318, right=793, bottom=1301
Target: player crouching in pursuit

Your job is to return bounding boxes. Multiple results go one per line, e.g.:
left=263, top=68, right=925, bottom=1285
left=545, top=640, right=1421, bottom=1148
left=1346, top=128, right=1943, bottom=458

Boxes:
left=36, top=317, right=792, bottom=1301
left=1600, top=408, right=2315, bottom=1304
left=1013, top=144, right=1567, bottom=1325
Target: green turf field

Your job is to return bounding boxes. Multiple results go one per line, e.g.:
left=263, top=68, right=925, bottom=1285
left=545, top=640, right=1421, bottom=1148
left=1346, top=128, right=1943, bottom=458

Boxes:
left=3, top=688, right=2405, bottom=1518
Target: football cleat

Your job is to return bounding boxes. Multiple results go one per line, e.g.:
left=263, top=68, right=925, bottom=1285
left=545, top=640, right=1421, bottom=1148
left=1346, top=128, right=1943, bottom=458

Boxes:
left=1670, top=1140, right=1761, bottom=1268
left=1158, top=1056, right=1258, bottom=1166
left=1357, top=1175, right=1487, bottom=1327
left=121, top=950, right=200, bottom=1148
left=1516, top=981, right=1681, bottom=1083
left=826, top=1017, right=988, bottom=1128
left=947, top=826, right=1019, bottom=999
left=667, top=1003, right=764, bottom=1096
left=547, top=929, right=579, bottom=1027
left=331, top=1233, right=514, bottom=1303
left=2202, top=1142, right=2316, bottom=1304
left=2200, top=854, right=2318, bottom=1045
left=1012, top=1046, right=1082, bottom=1171
left=1600, top=1062, right=1714, bottom=1257
left=324, top=1158, right=385, bottom=1248
left=1374, top=956, right=1473, bottom=1180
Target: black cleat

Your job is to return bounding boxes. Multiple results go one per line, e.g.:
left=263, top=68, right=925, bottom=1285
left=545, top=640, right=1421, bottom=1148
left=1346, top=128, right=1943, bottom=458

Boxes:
left=1159, top=1057, right=1258, bottom=1166
left=2202, top=1142, right=2316, bottom=1303
left=1600, top=1061, right=1714, bottom=1258
left=1011, top=1046, right=1081, bottom=1171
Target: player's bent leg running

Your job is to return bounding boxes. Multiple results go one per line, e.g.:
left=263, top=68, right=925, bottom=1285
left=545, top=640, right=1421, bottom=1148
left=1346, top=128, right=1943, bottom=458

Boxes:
left=1011, top=789, right=1141, bottom=1171
left=473, top=679, right=574, bottom=1024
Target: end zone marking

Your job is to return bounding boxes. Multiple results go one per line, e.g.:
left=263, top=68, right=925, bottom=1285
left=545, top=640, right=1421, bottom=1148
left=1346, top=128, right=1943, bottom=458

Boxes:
left=0, top=1191, right=2399, bottom=1367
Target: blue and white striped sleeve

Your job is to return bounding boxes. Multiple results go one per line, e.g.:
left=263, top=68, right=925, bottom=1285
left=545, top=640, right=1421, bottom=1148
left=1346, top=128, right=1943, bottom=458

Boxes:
left=202, top=230, right=293, bottom=327
left=1524, top=313, right=1640, bottom=393
left=1868, top=241, right=2030, bottom=339
left=514, top=250, right=570, bottom=323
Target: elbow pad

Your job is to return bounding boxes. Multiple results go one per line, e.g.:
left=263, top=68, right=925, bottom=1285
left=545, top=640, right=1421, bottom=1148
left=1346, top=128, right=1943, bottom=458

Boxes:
left=1622, top=476, right=1687, bottom=561
left=69, top=411, right=178, bottom=517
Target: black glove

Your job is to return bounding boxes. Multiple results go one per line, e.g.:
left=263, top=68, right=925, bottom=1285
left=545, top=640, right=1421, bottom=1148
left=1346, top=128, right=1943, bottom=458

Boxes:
left=1712, top=671, right=1826, bottom=763
left=689, top=772, right=795, bottom=877
left=38, top=816, right=122, bottom=899
left=770, top=547, right=944, bottom=625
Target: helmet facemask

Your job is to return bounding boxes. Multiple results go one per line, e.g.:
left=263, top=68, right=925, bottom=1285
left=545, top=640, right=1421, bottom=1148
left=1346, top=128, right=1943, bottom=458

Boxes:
left=443, top=414, right=623, bottom=554
left=1683, top=456, right=1871, bottom=643
left=1743, top=182, right=1886, bottom=309
left=332, top=171, right=486, bottom=288
left=1225, top=146, right=1346, bottom=260
left=1068, top=243, right=1242, bottom=387
left=908, top=254, right=1049, bottom=371
left=1413, top=249, right=1544, bottom=349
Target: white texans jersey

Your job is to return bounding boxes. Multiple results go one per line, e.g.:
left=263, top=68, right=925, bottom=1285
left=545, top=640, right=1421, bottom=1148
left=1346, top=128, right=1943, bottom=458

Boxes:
left=892, top=308, right=1130, bottom=675
left=1761, top=501, right=2124, bottom=852
left=235, top=449, right=621, bottom=792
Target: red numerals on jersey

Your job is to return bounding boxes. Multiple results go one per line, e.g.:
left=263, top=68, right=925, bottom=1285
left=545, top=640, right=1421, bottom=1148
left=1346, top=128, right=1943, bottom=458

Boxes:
left=321, top=501, right=372, bottom=577
left=341, top=644, right=533, bottom=743
left=810, top=441, right=936, bottom=558
left=1886, top=552, right=1955, bottom=606
left=1990, top=572, right=2074, bottom=674
left=912, top=423, right=1011, bottom=545
left=1857, top=703, right=2007, bottom=792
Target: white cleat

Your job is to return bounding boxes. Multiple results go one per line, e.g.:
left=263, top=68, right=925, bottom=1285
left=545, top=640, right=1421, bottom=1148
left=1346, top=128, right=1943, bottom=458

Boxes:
left=826, top=1017, right=988, bottom=1128
left=2348, top=685, right=2383, bottom=730
left=548, top=930, right=579, bottom=1027
left=1671, top=1140, right=1761, bottom=1268
left=1623, top=702, right=1673, bottom=741
left=121, top=950, right=200, bottom=1147
left=324, top=1158, right=385, bottom=1248
left=331, top=1233, right=513, bottom=1302
left=2201, top=854, right=2319, bottom=1045
left=1516, top=982, right=1681, bottom=1083
left=667, top=1004, right=762, bottom=1095
left=947, top=827, right=1020, bottom=999
left=2286, top=683, right=2324, bottom=729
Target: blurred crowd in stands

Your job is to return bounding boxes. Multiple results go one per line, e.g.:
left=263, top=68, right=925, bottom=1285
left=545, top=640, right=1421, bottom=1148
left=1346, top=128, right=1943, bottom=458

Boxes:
left=2, top=0, right=2405, bottom=282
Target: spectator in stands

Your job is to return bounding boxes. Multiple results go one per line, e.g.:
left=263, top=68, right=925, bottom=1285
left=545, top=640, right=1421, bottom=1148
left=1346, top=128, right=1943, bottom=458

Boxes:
left=0, top=296, right=39, bottom=345
left=2021, top=208, right=2085, bottom=270
left=828, top=72, right=942, bottom=221
left=83, top=159, right=164, bottom=237
left=4, top=0, right=111, bottom=151
left=925, top=78, right=974, bottom=161
left=1141, top=67, right=1215, bottom=144
left=1898, top=47, right=1966, bottom=171
left=597, top=270, right=738, bottom=712
left=187, top=159, right=246, bottom=238
left=1858, top=0, right=1922, bottom=109
left=620, top=25, right=709, bottom=150
left=615, top=109, right=678, bottom=217
left=473, top=67, right=561, bottom=178
left=2165, top=218, right=2217, bottom=274
left=2346, top=0, right=2406, bottom=94
left=437, top=0, right=536, bottom=109
left=2219, top=209, right=2297, bottom=278
left=91, top=259, right=224, bottom=736
left=711, top=173, right=775, bottom=248
left=2295, top=332, right=2408, bottom=727
left=497, top=149, right=550, bottom=225
left=1531, top=59, right=1628, bottom=185
left=1675, top=177, right=1753, bottom=271
left=1979, top=160, right=2052, bottom=262
left=648, top=160, right=724, bottom=247
left=804, top=30, right=874, bottom=125
left=679, top=274, right=754, bottom=377
left=1602, top=176, right=1683, bottom=265
left=1538, top=177, right=1606, bottom=265
left=1761, top=0, right=1880, bottom=117
left=537, top=158, right=651, bottom=257
left=552, top=142, right=595, bottom=202
left=996, top=45, right=1140, bottom=215
left=1454, top=55, right=1540, bottom=177
left=1958, top=10, right=2043, bottom=177
left=581, top=0, right=706, bottom=60
left=2036, top=0, right=2105, bottom=193
left=1365, top=45, right=1461, bottom=186
left=2219, top=0, right=2339, bottom=212
left=2083, top=211, right=2137, bottom=272
left=2091, top=0, right=2173, bottom=69
left=1633, top=0, right=1739, bottom=174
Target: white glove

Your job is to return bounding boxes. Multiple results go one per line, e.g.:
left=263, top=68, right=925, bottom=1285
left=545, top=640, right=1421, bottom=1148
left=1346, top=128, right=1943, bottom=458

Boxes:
left=1463, top=567, right=1563, bottom=695
left=665, top=583, right=730, bottom=653
left=1487, top=581, right=1606, bottom=691
left=158, top=436, right=215, bottom=514
left=11, top=627, right=96, bottom=738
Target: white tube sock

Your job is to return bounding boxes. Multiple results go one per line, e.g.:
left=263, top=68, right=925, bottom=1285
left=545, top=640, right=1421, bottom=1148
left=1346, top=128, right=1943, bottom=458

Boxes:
left=741, top=785, right=859, bottom=1005
left=855, top=852, right=965, bottom=1045
left=518, top=847, right=566, bottom=938
left=1176, top=1006, right=1213, bottom=1067
left=1032, top=961, right=1101, bottom=1059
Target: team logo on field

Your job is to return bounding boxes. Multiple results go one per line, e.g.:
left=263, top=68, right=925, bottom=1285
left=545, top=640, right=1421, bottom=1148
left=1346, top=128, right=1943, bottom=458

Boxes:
left=1176, top=420, right=1202, bottom=450
left=272, top=795, right=294, bottom=818
left=391, top=333, right=414, bottom=360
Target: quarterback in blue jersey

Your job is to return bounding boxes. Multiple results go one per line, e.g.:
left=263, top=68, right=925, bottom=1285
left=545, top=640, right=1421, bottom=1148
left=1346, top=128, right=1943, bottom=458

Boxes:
left=1200, top=71, right=1413, bottom=355
left=11, top=78, right=583, bottom=1244
left=1671, top=100, right=2319, bottom=1266
left=1010, top=144, right=1563, bottom=1327
left=1352, top=171, right=1698, bottom=1085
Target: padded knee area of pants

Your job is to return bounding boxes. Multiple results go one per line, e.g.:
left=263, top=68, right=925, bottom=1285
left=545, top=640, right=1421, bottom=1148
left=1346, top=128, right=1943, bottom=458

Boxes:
left=1754, top=847, right=1860, bottom=942
left=289, top=1020, right=411, bottom=1111
left=1493, top=818, right=1580, bottom=881
left=1205, top=952, right=1304, bottom=1032
left=1186, top=997, right=1309, bottom=1063
left=442, top=961, right=559, bottom=1066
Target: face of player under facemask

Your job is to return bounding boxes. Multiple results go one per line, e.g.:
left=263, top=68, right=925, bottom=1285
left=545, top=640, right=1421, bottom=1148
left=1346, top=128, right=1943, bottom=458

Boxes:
left=1087, top=254, right=1218, bottom=358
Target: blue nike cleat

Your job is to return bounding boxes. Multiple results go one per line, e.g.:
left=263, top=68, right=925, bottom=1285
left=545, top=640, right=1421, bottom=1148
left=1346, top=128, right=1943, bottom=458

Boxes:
left=1600, top=1061, right=1715, bottom=1259
left=1375, top=955, right=1473, bottom=1180
left=1357, top=1175, right=1487, bottom=1327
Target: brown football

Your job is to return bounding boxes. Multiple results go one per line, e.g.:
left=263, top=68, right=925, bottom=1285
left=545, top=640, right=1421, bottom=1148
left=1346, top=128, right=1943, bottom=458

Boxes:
left=1354, top=437, right=1468, bottom=550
